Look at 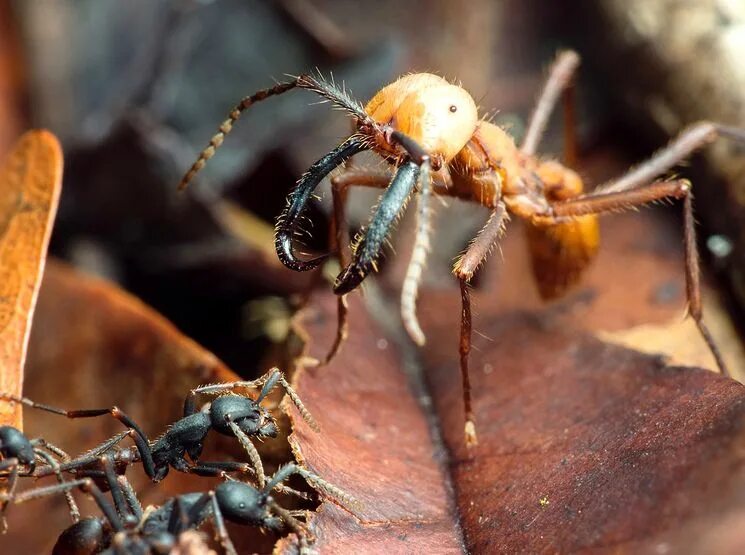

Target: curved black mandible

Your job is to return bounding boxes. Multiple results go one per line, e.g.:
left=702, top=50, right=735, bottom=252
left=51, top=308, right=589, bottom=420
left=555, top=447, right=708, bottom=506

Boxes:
left=275, top=137, right=367, bottom=271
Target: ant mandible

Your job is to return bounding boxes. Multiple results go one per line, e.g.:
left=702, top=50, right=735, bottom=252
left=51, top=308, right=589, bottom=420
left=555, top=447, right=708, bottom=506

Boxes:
left=179, top=50, right=743, bottom=446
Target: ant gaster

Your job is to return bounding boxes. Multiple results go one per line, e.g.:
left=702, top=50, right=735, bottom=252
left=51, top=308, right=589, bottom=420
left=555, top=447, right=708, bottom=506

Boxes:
left=179, top=51, right=744, bottom=446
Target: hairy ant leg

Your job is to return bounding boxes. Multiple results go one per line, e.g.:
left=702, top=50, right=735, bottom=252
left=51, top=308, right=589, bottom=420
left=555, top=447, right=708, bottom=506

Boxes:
left=324, top=170, right=393, bottom=363
left=333, top=161, right=420, bottom=294
left=400, top=154, right=434, bottom=346
left=0, top=394, right=159, bottom=479
left=535, top=121, right=745, bottom=376
left=452, top=203, right=509, bottom=446
left=521, top=49, right=581, bottom=164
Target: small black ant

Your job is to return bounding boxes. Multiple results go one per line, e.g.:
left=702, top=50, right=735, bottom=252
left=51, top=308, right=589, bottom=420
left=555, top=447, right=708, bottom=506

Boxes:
left=1, top=368, right=317, bottom=489
left=6, top=459, right=359, bottom=555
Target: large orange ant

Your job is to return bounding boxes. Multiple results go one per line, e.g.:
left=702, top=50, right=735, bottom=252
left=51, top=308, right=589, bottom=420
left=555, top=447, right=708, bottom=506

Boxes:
left=179, top=50, right=744, bottom=446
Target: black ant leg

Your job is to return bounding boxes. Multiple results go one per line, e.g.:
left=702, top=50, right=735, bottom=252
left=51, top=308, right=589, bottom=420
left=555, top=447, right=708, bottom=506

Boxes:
left=0, top=458, right=19, bottom=532
left=333, top=161, right=420, bottom=294
left=34, top=450, right=80, bottom=523
left=521, top=49, right=581, bottom=161
left=224, top=416, right=265, bottom=488
left=32, top=431, right=131, bottom=479
left=9, top=478, right=124, bottom=533
left=209, top=492, right=237, bottom=555
left=326, top=170, right=392, bottom=364
left=99, top=454, right=128, bottom=519
left=116, top=476, right=142, bottom=522
left=453, top=202, right=509, bottom=446
left=0, top=395, right=159, bottom=480
left=275, top=137, right=369, bottom=271
left=266, top=463, right=362, bottom=515
left=185, top=461, right=252, bottom=478
left=268, top=499, right=314, bottom=548
left=167, top=496, right=189, bottom=537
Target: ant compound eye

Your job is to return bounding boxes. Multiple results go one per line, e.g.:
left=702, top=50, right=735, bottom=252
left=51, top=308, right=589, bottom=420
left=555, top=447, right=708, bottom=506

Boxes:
left=449, top=105, right=458, bottom=113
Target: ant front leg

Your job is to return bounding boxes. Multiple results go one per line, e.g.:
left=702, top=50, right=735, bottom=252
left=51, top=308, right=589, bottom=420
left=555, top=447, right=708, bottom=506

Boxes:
left=452, top=203, right=509, bottom=446
left=326, top=170, right=394, bottom=363
left=0, top=395, right=159, bottom=481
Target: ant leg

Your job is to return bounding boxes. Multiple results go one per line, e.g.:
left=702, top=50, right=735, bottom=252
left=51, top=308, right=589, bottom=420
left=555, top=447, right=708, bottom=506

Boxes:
left=543, top=179, right=729, bottom=376
left=401, top=157, right=434, bottom=346
left=116, top=476, right=142, bottom=522
left=0, top=458, right=18, bottom=532
left=324, top=170, right=393, bottom=364
left=167, top=496, right=189, bottom=537
left=1, top=394, right=160, bottom=479
left=9, top=478, right=124, bottom=533
left=224, top=416, right=265, bottom=487
left=186, top=461, right=251, bottom=478
left=452, top=203, right=509, bottom=447
left=34, top=450, right=80, bottom=523
left=268, top=499, right=313, bottom=546
left=521, top=50, right=581, bottom=158
left=334, top=161, right=420, bottom=294
left=266, top=463, right=362, bottom=515
left=209, top=492, right=237, bottom=555
left=32, top=430, right=131, bottom=479
left=99, top=454, right=129, bottom=520
left=594, top=122, right=745, bottom=195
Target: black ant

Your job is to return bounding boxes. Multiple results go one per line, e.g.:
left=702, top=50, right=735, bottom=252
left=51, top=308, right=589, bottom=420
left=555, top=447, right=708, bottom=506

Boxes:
left=5, top=458, right=359, bottom=555
left=1, top=368, right=317, bottom=489
left=179, top=51, right=745, bottom=446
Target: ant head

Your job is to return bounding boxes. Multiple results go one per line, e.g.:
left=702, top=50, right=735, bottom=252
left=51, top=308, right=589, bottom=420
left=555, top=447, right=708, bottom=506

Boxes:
left=364, top=73, right=478, bottom=164
left=209, top=396, right=278, bottom=438
left=215, top=481, right=270, bottom=526
left=0, top=426, right=35, bottom=468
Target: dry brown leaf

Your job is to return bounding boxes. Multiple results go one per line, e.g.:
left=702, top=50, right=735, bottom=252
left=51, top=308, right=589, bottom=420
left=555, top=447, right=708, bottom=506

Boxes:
left=276, top=293, right=465, bottom=554
left=3, top=260, right=249, bottom=553
left=0, top=130, right=62, bottom=428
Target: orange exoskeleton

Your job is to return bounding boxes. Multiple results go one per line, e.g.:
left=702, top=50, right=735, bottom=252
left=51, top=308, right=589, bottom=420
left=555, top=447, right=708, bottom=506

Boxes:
left=180, top=50, right=742, bottom=446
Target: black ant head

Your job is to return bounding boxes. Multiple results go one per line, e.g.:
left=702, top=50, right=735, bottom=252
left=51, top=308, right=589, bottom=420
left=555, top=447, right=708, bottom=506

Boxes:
left=209, top=396, right=278, bottom=438
left=215, top=481, right=270, bottom=526
left=0, top=426, right=35, bottom=470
